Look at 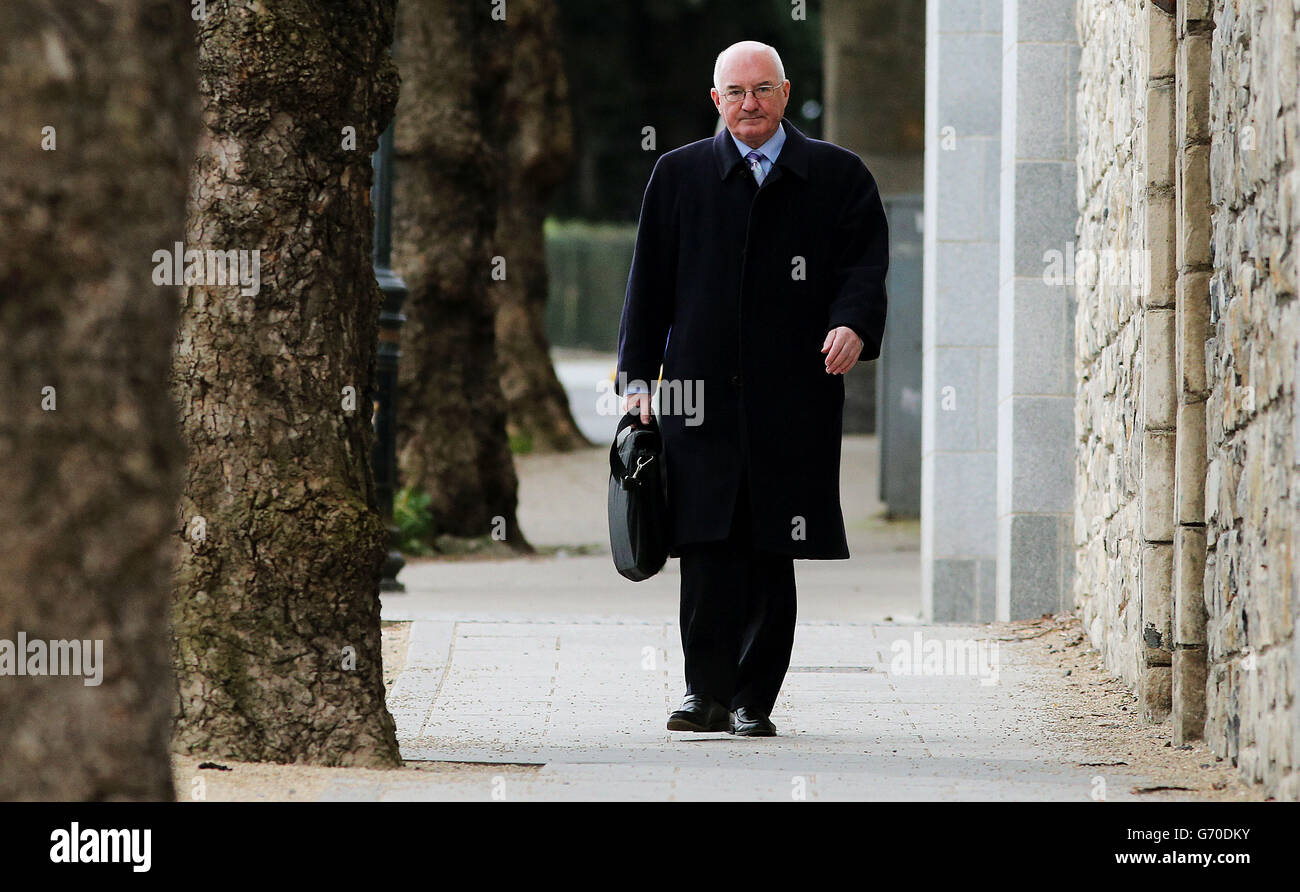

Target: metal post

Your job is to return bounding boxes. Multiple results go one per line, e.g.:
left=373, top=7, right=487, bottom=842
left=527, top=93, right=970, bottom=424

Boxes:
left=371, top=119, right=407, bottom=592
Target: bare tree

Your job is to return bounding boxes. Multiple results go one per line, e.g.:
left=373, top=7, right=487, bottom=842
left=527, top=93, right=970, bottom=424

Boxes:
left=0, top=1, right=195, bottom=799
left=392, top=0, right=532, bottom=548
left=170, top=0, right=401, bottom=766
left=492, top=0, right=589, bottom=454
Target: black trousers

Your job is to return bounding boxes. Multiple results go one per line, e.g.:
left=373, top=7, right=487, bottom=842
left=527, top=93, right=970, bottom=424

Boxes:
left=677, top=476, right=796, bottom=716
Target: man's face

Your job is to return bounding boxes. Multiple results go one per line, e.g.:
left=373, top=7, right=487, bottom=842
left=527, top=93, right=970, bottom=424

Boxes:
left=710, top=50, right=790, bottom=149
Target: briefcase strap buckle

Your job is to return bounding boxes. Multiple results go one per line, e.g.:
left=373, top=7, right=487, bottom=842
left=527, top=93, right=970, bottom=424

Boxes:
left=621, top=454, right=653, bottom=489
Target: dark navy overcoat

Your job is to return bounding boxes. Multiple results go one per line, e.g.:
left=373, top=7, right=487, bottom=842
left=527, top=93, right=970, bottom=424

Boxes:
left=615, top=119, right=889, bottom=559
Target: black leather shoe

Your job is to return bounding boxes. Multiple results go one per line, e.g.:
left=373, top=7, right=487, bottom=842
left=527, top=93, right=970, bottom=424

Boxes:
left=730, top=706, right=777, bottom=737
left=667, top=694, right=730, bottom=732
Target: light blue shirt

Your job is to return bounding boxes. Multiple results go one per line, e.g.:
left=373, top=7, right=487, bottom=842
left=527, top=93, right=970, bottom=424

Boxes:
left=624, top=123, right=788, bottom=397
left=730, top=121, right=787, bottom=185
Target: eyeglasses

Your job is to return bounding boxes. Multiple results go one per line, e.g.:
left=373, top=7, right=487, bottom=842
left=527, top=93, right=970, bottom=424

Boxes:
left=719, top=84, right=783, bottom=103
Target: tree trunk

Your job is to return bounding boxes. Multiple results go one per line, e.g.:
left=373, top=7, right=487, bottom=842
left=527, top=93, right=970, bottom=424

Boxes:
left=0, top=1, right=195, bottom=799
left=170, top=1, right=401, bottom=766
left=492, top=0, right=590, bottom=454
left=392, top=0, right=531, bottom=548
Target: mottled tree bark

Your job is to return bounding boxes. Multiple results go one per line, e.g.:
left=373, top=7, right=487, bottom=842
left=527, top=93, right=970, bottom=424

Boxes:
left=492, top=0, right=589, bottom=453
left=392, top=0, right=531, bottom=547
left=171, top=1, right=401, bottom=766
left=0, top=1, right=195, bottom=799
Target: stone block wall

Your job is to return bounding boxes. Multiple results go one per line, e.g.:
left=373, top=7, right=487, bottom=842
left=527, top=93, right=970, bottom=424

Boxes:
left=1074, top=0, right=1299, bottom=798
left=1203, top=0, right=1299, bottom=798
left=1073, top=0, right=1150, bottom=691
left=1170, top=0, right=1212, bottom=747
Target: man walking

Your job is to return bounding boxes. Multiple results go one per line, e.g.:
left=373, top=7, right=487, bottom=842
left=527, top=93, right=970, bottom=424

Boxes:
left=617, top=40, right=889, bottom=736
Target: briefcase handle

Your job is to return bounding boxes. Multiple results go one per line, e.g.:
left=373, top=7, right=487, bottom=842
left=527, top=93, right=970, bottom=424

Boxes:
left=608, top=410, right=659, bottom=483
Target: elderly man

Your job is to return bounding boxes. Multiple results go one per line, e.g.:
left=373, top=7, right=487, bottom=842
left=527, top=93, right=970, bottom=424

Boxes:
left=616, top=40, right=889, bottom=736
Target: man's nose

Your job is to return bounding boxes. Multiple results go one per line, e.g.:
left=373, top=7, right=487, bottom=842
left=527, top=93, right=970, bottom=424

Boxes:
left=741, top=93, right=760, bottom=112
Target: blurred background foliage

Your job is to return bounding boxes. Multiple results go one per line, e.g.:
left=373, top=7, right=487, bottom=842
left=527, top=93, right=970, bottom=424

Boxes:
left=544, top=219, right=638, bottom=351
left=394, top=486, right=438, bottom=556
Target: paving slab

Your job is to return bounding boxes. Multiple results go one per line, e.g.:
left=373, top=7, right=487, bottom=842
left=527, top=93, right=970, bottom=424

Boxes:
left=329, top=612, right=1173, bottom=801
left=336, top=393, right=1170, bottom=801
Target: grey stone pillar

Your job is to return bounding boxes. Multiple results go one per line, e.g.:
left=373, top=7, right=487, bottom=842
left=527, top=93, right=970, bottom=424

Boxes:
left=921, top=0, right=1002, bottom=621
left=995, top=0, right=1079, bottom=619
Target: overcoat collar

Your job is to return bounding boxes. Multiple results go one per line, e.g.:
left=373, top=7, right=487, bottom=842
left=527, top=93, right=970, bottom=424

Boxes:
left=712, top=118, right=810, bottom=181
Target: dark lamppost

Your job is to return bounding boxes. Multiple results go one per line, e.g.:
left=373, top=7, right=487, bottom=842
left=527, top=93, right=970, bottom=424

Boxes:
left=371, top=119, right=407, bottom=592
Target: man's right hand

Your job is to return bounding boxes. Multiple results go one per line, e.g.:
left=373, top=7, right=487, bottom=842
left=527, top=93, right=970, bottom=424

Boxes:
left=625, top=391, right=653, bottom=425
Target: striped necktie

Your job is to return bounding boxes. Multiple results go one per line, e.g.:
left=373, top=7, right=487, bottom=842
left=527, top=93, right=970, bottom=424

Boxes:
left=745, top=150, right=764, bottom=184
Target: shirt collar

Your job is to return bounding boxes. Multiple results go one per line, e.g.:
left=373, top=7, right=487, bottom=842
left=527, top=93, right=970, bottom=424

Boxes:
left=729, top=122, right=787, bottom=163
left=713, top=119, right=808, bottom=180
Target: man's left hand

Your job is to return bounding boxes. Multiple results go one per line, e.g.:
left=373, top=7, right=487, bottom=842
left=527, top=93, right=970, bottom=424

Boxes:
left=821, top=326, right=864, bottom=375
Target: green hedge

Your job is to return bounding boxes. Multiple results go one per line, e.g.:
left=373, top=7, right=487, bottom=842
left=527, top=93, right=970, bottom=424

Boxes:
left=544, top=219, right=636, bottom=352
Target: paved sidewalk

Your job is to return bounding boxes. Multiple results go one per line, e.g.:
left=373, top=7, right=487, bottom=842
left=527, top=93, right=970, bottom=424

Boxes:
left=351, top=614, right=1156, bottom=801
left=171, top=358, right=1251, bottom=802
left=304, top=429, right=1190, bottom=801
left=305, top=357, right=1211, bottom=801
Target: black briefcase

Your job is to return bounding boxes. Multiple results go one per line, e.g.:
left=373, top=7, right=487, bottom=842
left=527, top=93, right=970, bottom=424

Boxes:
left=607, top=410, right=671, bottom=581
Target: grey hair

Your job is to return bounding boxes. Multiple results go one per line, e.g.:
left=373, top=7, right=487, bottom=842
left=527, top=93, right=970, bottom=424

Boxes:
left=712, top=41, right=786, bottom=89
